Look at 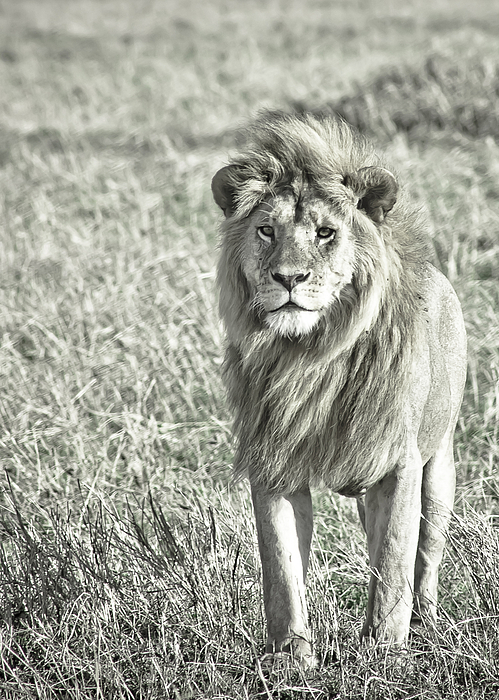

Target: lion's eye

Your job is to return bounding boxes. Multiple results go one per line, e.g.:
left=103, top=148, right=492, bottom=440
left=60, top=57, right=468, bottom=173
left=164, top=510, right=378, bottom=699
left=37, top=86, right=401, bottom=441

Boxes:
left=257, top=225, right=274, bottom=240
left=317, top=227, right=337, bottom=240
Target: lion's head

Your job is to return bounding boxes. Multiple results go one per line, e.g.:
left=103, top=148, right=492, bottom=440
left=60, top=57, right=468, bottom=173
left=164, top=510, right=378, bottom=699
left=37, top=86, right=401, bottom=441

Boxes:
left=212, top=113, right=429, bottom=495
left=212, top=114, right=416, bottom=352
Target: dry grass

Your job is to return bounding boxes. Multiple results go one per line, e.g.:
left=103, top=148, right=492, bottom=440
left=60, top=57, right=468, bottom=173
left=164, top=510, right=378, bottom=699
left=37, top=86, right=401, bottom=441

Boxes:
left=0, top=0, right=499, bottom=697
left=1, top=487, right=498, bottom=698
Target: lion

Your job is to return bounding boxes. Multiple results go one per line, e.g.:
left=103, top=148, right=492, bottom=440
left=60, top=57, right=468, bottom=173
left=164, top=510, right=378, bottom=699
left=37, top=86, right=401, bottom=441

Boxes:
left=211, top=113, right=467, bottom=669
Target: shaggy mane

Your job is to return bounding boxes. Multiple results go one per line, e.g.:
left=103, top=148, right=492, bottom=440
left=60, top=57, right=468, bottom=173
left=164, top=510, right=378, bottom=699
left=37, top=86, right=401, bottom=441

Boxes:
left=226, top=112, right=377, bottom=218
left=216, top=113, right=430, bottom=496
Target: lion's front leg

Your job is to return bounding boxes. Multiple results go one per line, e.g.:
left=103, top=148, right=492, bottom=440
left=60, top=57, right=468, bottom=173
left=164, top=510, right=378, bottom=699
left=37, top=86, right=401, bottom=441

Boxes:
left=361, top=458, right=423, bottom=645
left=251, top=485, right=315, bottom=669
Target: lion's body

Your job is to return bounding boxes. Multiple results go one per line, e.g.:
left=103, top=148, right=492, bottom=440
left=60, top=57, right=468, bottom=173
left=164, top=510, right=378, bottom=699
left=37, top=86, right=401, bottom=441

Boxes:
left=212, top=113, right=466, bottom=668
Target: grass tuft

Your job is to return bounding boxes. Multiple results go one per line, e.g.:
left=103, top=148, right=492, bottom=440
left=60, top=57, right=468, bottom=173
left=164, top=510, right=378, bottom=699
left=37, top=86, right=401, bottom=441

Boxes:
left=0, top=486, right=263, bottom=698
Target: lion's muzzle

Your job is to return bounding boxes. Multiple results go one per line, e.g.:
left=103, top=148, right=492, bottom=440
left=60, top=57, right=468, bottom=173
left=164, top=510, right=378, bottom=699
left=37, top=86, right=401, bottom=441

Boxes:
left=270, top=270, right=311, bottom=292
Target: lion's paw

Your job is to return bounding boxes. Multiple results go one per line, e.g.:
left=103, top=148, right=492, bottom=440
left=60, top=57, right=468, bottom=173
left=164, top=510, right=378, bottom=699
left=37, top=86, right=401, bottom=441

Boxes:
left=258, top=649, right=317, bottom=675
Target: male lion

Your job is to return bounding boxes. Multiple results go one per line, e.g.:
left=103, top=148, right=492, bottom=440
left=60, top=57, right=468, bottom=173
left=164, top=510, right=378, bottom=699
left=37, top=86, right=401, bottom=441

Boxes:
left=212, top=113, right=466, bottom=669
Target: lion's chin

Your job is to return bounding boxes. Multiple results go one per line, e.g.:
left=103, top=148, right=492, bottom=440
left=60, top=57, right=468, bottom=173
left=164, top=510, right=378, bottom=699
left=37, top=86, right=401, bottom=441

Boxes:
left=265, top=308, right=320, bottom=337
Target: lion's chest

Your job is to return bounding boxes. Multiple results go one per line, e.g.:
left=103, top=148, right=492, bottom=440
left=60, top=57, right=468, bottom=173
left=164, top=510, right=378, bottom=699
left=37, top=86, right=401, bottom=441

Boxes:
left=229, top=339, right=410, bottom=496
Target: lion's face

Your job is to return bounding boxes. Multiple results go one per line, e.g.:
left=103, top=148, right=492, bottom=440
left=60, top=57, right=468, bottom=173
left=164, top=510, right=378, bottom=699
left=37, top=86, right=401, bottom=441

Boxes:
left=213, top=143, right=399, bottom=341
left=241, top=184, right=356, bottom=337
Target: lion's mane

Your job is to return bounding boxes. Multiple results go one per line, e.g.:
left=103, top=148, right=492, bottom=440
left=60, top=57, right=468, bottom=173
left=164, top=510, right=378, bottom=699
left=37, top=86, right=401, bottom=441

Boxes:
left=217, top=113, right=430, bottom=496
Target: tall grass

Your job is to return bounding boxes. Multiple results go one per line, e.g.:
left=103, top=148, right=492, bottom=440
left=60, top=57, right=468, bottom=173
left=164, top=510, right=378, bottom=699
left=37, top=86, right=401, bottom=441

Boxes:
left=1, top=487, right=498, bottom=698
left=1, top=0, right=499, bottom=697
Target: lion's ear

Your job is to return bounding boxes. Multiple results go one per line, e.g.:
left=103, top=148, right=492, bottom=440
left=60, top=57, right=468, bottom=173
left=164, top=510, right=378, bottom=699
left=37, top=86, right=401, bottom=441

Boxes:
left=211, top=165, right=241, bottom=218
left=344, top=166, right=398, bottom=223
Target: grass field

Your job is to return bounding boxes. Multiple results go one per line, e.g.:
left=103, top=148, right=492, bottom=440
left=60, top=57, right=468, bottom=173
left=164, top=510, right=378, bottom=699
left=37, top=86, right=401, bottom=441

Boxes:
left=1, top=0, right=499, bottom=697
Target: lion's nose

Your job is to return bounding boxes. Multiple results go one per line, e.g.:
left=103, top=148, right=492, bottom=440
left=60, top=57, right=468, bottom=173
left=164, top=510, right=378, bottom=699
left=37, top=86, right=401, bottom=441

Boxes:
left=271, top=271, right=311, bottom=292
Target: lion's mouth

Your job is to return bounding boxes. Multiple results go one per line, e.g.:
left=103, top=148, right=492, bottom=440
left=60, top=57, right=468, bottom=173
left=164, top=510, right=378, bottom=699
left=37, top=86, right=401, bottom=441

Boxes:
left=265, top=304, right=321, bottom=336
left=277, top=301, right=312, bottom=312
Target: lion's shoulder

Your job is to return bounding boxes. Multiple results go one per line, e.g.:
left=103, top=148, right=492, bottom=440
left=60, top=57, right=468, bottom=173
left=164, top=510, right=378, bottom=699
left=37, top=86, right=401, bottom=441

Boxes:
left=419, top=263, right=463, bottom=320
left=419, top=262, right=467, bottom=403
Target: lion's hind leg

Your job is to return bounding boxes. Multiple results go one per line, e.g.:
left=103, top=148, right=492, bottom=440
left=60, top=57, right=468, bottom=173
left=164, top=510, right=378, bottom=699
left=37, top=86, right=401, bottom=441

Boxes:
left=413, top=436, right=456, bottom=627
